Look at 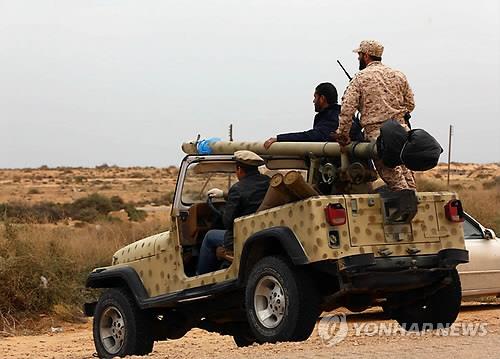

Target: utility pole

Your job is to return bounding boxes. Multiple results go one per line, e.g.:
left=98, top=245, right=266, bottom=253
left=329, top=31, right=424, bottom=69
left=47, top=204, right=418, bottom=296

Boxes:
left=228, top=124, right=233, bottom=188
left=447, top=125, right=453, bottom=188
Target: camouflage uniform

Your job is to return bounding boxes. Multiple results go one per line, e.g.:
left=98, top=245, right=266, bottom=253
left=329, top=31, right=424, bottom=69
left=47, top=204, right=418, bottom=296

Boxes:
left=337, top=40, right=416, bottom=191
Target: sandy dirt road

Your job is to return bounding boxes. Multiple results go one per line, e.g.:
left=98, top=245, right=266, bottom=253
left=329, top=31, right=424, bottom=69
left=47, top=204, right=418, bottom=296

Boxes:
left=2, top=304, right=500, bottom=359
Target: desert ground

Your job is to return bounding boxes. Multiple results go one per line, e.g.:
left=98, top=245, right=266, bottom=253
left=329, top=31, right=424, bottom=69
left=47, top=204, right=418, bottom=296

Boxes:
left=0, top=165, right=178, bottom=205
left=2, top=304, right=500, bottom=359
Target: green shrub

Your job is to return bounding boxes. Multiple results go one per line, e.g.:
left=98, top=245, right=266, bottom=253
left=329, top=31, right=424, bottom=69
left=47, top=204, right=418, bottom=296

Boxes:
left=110, top=195, right=125, bottom=211
left=72, top=207, right=101, bottom=222
left=73, top=176, right=86, bottom=184
left=65, top=193, right=114, bottom=221
left=33, top=202, right=66, bottom=223
left=125, top=205, right=147, bottom=222
left=129, top=171, right=144, bottom=178
left=95, top=163, right=109, bottom=170
left=0, top=202, right=65, bottom=224
left=1, top=194, right=148, bottom=224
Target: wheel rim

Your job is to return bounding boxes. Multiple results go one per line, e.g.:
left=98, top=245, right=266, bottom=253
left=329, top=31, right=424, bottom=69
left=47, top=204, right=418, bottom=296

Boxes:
left=253, top=275, right=286, bottom=329
left=99, top=306, right=126, bottom=354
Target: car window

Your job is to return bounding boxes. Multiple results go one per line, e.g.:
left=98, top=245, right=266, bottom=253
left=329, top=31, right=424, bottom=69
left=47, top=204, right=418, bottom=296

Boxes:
left=181, top=161, right=237, bottom=204
left=463, top=217, right=484, bottom=239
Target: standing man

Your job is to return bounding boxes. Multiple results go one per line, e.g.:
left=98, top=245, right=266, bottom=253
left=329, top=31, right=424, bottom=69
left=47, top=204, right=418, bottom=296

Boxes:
left=197, top=150, right=270, bottom=274
left=335, top=40, right=416, bottom=191
left=264, top=83, right=362, bottom=149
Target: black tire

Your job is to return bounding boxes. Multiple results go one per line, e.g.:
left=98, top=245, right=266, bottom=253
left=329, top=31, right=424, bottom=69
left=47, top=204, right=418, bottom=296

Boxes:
left=232, top=329, right=256, bottom=347
left=391, top=269, right=462, bottom=331
left=245, top=256, right=320, bottom=343
left=93, top=288, right=154, bottom=358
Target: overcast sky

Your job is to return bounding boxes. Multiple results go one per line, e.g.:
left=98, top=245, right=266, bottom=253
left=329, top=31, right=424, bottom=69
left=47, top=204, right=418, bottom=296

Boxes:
left=1, top=0, right=499, bottom=168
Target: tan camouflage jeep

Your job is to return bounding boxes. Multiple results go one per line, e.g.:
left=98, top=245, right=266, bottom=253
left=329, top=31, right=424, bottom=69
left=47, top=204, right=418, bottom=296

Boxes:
left=85, top=140, right=468, bottom=358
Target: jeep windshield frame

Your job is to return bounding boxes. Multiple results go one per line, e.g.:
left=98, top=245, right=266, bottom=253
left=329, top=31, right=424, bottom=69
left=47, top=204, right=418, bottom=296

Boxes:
left=172, top=155, right=310, bottom=215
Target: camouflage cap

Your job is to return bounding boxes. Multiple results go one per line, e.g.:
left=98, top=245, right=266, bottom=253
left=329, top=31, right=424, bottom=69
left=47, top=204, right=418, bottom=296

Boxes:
left=234, top=150, right=264, bottom=167
left=353, top=40, right=384, bottom=57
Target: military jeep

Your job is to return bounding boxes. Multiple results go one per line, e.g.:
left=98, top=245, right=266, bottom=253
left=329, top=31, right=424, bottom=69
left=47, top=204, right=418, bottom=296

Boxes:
left=85, top=140, right=468, bottom=358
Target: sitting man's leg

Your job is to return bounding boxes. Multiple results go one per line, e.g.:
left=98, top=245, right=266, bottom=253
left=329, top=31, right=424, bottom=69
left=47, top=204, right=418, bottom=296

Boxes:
left=197, top=229, right=226, bottom=275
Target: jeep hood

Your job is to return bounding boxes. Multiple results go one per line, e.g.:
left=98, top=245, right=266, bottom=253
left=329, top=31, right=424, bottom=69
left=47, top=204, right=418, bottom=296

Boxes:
left=112, top=231, right=170, bottom=265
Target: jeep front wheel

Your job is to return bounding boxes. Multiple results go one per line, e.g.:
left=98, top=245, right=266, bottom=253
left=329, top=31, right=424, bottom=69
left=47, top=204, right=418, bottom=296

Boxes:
left=93, top=288, right=154, bottom=358
left=232, top=327, right=256, bottom=347
left=245, top=256, right=319, bottom=343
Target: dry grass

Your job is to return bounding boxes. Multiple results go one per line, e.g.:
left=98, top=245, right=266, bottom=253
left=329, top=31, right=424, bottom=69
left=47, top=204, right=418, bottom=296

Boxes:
left=0, top=218, right=170, bottom=335
left=458, top=188, right=500, bottom=232
left=415, top=167, right=500, bottom=232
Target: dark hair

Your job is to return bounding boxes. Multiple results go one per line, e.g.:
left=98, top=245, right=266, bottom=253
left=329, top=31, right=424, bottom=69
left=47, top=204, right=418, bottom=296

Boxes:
left=236, top=162, right=259, bottom=174
left=315, top=82, right=338, bottom=105
left=368, top=55, right=382, bottom=61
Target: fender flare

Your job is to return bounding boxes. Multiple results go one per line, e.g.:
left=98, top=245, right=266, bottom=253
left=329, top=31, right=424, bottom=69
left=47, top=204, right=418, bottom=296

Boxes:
left=238, top=226, right=309, bottom=281
left=86, top=266, right=148, bottom=304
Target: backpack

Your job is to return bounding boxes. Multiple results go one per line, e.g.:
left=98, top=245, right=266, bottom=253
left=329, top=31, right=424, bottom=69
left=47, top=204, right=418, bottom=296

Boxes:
left=376, top=119, right=443, bottom=171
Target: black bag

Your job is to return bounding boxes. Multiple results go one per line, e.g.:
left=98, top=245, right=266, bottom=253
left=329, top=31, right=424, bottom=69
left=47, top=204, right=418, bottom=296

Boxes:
left=376, top=120, right=408, bottom=168
left=377, top=119, right=443, bottom=171
left=401, top=129, right=443, bottom=171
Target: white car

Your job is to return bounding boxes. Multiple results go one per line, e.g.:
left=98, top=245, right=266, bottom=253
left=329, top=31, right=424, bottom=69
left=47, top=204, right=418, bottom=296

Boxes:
left=459, top=213, right=500, bottom=297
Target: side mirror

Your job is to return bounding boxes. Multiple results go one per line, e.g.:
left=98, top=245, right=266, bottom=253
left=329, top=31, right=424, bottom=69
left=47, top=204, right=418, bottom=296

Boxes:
left=484, top=228, right=497, bottom=240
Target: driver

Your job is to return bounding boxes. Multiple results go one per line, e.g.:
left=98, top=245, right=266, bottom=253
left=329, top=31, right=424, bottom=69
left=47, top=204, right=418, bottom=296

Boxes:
left=197, top=150, right=270, bottom=274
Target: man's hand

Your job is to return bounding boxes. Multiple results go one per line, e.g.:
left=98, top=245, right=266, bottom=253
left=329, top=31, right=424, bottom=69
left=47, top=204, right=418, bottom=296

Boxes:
left=207, top=188, right=224, bottom=198
left=264, top=137, right=277, bottom=150
left=216, top=246, right=234, bottom=261
left=336, top=132, right=351, bottom=147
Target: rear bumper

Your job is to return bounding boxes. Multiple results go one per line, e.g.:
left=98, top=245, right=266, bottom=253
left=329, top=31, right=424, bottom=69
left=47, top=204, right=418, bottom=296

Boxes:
left=338, top=248, right=468, bottom=294
left=338, top=248, right=468, bottom=272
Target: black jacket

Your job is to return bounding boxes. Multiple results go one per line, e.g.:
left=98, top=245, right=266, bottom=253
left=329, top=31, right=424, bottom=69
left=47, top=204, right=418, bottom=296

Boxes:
left=222, top=172, right=270, bottom=249
left=276, top=104, right=363, bottom=142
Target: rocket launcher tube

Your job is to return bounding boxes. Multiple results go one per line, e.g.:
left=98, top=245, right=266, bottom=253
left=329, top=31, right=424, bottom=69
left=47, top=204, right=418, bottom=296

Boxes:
left=181, top=141, right=378, bottom=159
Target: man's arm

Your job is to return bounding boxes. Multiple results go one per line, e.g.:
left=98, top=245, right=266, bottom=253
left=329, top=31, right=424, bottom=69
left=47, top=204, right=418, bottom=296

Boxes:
left=401, top=73, right=415, bottom=113
left=276, top=126, right=332, bottom=142
left=336, top=80, right=361, bottom=146
left=398, top=71, right=415, bottom=113
left=265, top=124, right=332, bottom=149
left=222, top=185, right=241, bottom=230
left=275, top=108, right=339, bottom=143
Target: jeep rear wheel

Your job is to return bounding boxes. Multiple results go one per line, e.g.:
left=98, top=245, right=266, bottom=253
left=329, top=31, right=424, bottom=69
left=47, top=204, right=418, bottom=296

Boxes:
left=245, top=256, right=319, bottom=343
left=391, top=269, right=462, bottom=331
left=93, top=288, right=154, bottom=358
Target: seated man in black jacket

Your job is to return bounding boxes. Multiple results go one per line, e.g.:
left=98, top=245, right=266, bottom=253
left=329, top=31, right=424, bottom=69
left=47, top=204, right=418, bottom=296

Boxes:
left=197, top=150, right=270, bottom=275
left=264, top=82, right=362, bottom=149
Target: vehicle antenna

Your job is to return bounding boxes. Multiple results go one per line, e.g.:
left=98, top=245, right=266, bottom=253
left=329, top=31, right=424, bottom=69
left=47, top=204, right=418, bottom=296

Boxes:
left=228, top=124, right=233, bottom=188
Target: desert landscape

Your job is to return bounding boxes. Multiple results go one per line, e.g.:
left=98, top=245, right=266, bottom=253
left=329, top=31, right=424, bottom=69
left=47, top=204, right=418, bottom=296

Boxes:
left=0, top=162, right=497, bottom=227
left=0, top=162, right=499, bottom=358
